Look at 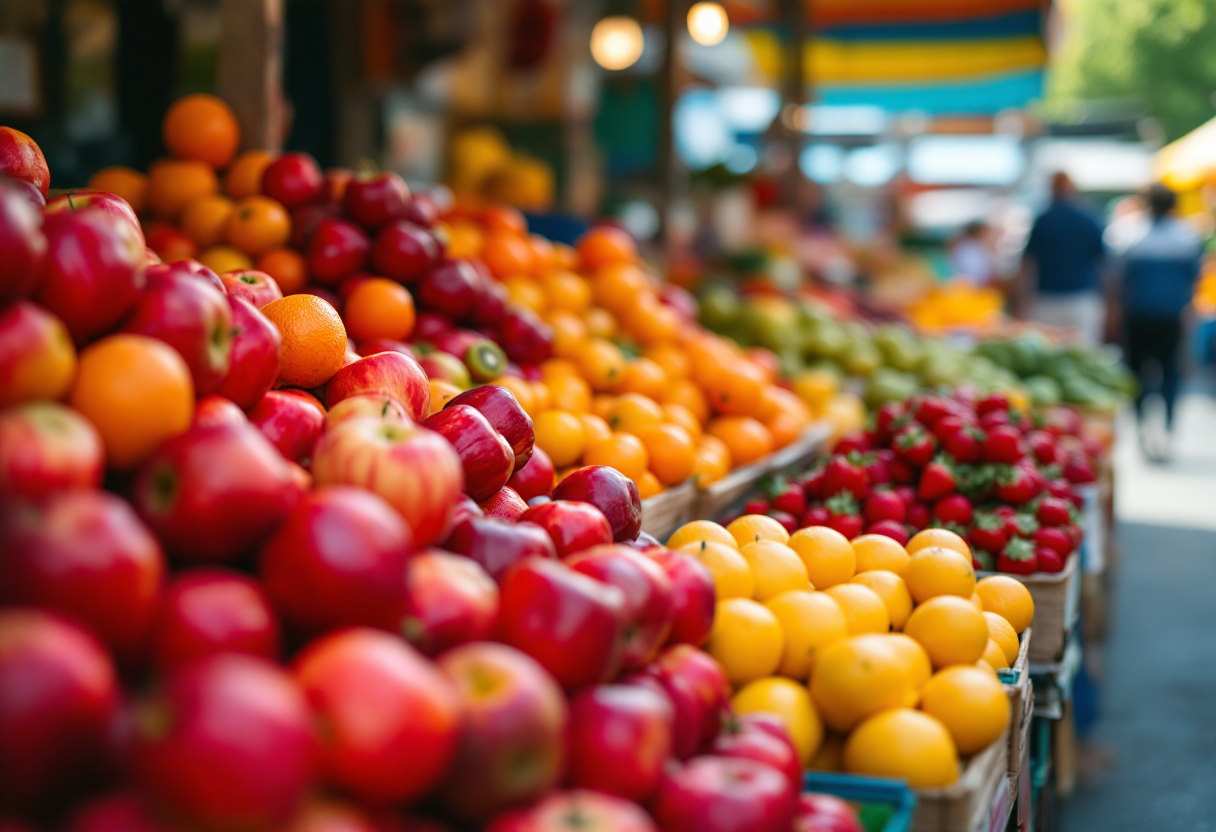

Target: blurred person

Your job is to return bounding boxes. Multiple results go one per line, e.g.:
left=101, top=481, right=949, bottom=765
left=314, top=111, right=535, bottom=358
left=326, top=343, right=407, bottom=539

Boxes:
left=1019, top=172, right=1107, bottom=344
left=949, top=220, right=996, bottom=286
left=1112, top=183, right=1204, bottom=461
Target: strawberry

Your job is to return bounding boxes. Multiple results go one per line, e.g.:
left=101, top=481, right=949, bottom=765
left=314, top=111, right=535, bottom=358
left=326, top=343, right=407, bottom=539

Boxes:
left=931, top=414, right=968, bottom=444
left=1046, top=478, right=1073, bottom=501
left=864, top=490, right=906, bottom=524
left=825, top=492, right=863, bottom=539
left=917, top=461, right=957, bottom=502
left=1063, top=523, right=1083, bottom=548
left=893, top=485, right=917, bottom=509
left=833, top=432, right=871, bottom=456
left=1063, top=454, right=1096, bottom=485
left=1009, top=513, right=1040, bottom=537
left=913, top=395, right=952, bottom=429
left=1035, top=496, right=1073, bottom=527
left=992, top=505, right=1017, bottom=521
left=906, top=502, right=931, bottom=530
left=888, top=458, right=916, bottom=484
left=875, top=402, right=907, bottom=442
left=772, top=484, right=807, bottom=517
left=943, top=427, right=983, bottom=464
left=864, top=449, right=895, bottom=488
left=1035, top=547, right=1065, bottom=573
left=973, top=549, right=995, bottom=572
left=802, top=505, right=830, bottom=527
left=976, top=392, right=1010, bottom=416
left=768, top=509, right=799, bottom=535
left=823, top=455, right=869, bottom=499
left=994, top=466, right=1039, bottom=505
left=979, top=409, right=1011, bottom=430
left=997, top=537, right=1038, bottom=575
left=801, top=467, right=826, bottom=500
left=968, top=511, right=1010, bottom=554
left=893, top=425, right=936, bottom=469
left=744, top=498, right=771, bottom=516
left=982, top=425, right=1025, bottom=464
left=867, top=519, right=910, bottom=547
left=933, top=494, right=974, bottom=526
left=1025, top=430, right=1058, bottom=465
left=1033, top=526, right=1074, bottom=557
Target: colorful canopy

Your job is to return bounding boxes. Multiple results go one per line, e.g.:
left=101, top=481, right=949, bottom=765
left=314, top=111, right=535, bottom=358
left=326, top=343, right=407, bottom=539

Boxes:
left=1154, top=116, right=1216, bottom=191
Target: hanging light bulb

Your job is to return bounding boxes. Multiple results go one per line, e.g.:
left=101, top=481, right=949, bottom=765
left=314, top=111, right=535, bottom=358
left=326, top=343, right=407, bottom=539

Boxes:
left=590, top=16, right=645, bottom=71
left=687, top=2, right=729, bottom=47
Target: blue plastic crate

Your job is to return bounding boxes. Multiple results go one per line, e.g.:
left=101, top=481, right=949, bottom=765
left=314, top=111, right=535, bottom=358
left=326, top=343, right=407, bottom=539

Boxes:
left=803, top=771, right=916, bottom=832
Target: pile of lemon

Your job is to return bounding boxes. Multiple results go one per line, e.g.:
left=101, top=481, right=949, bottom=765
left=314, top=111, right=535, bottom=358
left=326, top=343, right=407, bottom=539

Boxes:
left=668, top=518, right=1034, bottom=788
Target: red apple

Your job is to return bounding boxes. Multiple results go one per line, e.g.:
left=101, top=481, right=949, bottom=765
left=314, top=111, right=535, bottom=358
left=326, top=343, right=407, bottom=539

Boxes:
left=519, top=500, right=614, bottom=558
left=293, top=628, right=459, bottom=805
left=0, top=610, right=117, bottom=816
left=711, top=712, right=802, bottom=791
left=0, top=127, right=50, bottom=196
left=312, top=415, right=463, bottom=546
left=436, top=642, right=567, bottom=822
left=132, top=655, right=316, bottom=828
left=486, top=791, right=658, bottom=832
left=644, top=548, right=716, bottom=647
left=193, top=394, right=247, bottom=428
left=148, top=258, right=225, bottom=293
left=446, top=384, right=535, bottom=472
left=213, top=296, right=282, bottom=410
left=0, top=403, right=102, bottom=499
left=566, top=684, right=673, bottom=801
left=497, top=557, right=628, bottom=689
left=37, top=210, right=145, bottom=342
left=262, top=152, right=323, bottom=208
left=0, top=490, right=164, bottom=664
left=325, top=393, right=410, bottom=428
left=150, top=569, right=280, bottom=672
left=418, top=351, right=471, bottom=389
left=247, top=389, right=327, bottom=466
left=132, top=422, right=297, bottom=563
left=498, top=308, right=554, bottom=366
left=642, top=645, right=731, bottom=759
left=553, top=465, right=641, bottom=543
left=796, top=794, right=865, bottom=832
left=290, top=201, right=341, bottom=249
left=64, top=792, right=174, bottom=832
left=122, top=267, right=234, bottom=394
left=472, top=278, right=509, bottom=328
left=145, top=222, right=196, bottom=263
left=402, top=193, right=439, bottom=228
left=423, top=404, right=515, bottom=501
left=344, top=171, right=410, bottom=230
left=652, top=756, right=798, bottom=832
left=45, top=189, right=144, bottom=246
left=370, top=220, right=440, bottom=284
left=567, top=545, right=674, bottom=670
left=0, top=178, right=47, bottom=303
left=417, top=259, right=482, bottom=321
left=325, top=351, right=430, bottom=421
left=413, top=312, right=453, bottom=342
left=307, top=218, right=369, bottom=285
left=508, top=445, right=556, bottom=501
left=260, top=486, right=414, bottom=636
left=443, top=516, right=556, bottom=582
left=479, top=485, right=527, bottom=521
left=402, top=549, right=499, bottom=656
left=356, top=338, right=415, bottom=359
left=221, top=269, right=283, bottom=309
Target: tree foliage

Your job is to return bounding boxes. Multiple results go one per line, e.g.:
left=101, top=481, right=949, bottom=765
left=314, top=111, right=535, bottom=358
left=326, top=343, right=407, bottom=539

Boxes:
left=1047, top=0, right=1216, bottom=140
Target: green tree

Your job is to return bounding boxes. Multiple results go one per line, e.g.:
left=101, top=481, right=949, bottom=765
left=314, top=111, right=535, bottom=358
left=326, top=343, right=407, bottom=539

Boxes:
left=1047, top=0, right=1216, bottom=141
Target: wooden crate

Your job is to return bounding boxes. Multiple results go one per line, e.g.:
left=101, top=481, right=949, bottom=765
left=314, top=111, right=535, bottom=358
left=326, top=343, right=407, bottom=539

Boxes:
left=980, top=553, right=1079, bottom=664
left=911, top=722, right=1012, bottom=832
left=764, top=421, right=833, bottom=474
left=1000, top=628, right=1033, bottom=776
left=640, top=481, right=696, bottom=543
left=694, top=423, right=831, bottom=520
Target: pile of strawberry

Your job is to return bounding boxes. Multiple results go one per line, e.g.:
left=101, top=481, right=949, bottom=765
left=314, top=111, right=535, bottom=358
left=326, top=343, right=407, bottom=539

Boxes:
left=736, top=389, right=1100, bottom=576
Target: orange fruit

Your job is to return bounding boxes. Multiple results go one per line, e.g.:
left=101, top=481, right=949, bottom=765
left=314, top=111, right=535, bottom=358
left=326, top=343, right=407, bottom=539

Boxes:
left=843, top=708, right=959, bottom=787
left=681, top=541, right=753, bottom=598
left=224, top=150, right=275, bottom=199
left=540, top=358, right=580, bottom=381
left=0, top=304, right=77, bottom=407
left=726, top=514, right=790, bottom=547
left=583, top=306, right=617, bottom=339
left=428, top=380, right=462, bottom=414
left=552, top=242, right=579, bottom=270
left=87, top=166, right=148, bottom=213
left=180, top=194, right=236, bottom=248
left=546, top=311, right=589, bottom=359
left=823, top=584, right=890, bottom=635
left=444, top=220, right=484, bottom=259
left=850, top=570, right=914, bottom=631
left=591, top=395, right=616, bottom=421
left=974, top=576, right=1034, bottom=634
left=198, top=246, right=253, bottom=275
left=256, top=248, right=308, bottom=295
left=788, top=526, right=855, bottom=589
left=669, top=520, right=737, bottom=551
left=732, top=677, right=824, bottom=767
left=575, top=339, right=626, bottom=392
left=810, top=636, right=916, bottom=732
left=69, top=334, right=194, bottom=470
left=528, top=234, right=556, bottom=271
left=577, top=226, right=637, bottom=271
left=767, top=411, right=808, bottom=449
left=902, top=596, right=989, bottom=669
left=984, top=611, right=1020, bottom=665
left=707, top=598, right=783, bottom=685
left=482, top=205, right=528, bottom=236
left=852, top=534, right=911, bottom=575
left=145, top=222, right=197, bottom=262
left=607, top=393, right=664, bottom=434
left=494, top=376, right=536, bottom=416
left=645, top=343, right=691, bottom=380
left=739, top=540, right=811, bottom=601
left=540, top=270, right=592, bottom=313
left=502, top=275, right=545, bottom=313
left=480, top=231, right=536, bottom=279
left=885, top=632, right=933, bottom=690
left=545, top=373, right=592, bottom=414
left=903, top=546, right=976, bottom=604
left=639, top=423, right=696, bottom=485
left=260, top=294, right=348, bottom=389
left=907, top=528, right=972, bottom=559
left=635, top=470, right=663, bottom=500
left=969, top=592, right=985, bottom=613
left=162, top=94, right=240, bottom=169
left=919, top=666, right=1010, bottom=755
left=704, top=362, right=766, bottom=417
left=627, top=298, right=682, bottom=346
left=706, top=416, right=773, bottom=467
left=225, top=195, right=292, bottom=256
left=615, top=358, right=669, bottom=400
left=591, top=264, right=651, bottom=314
left=792, top=369, right=840, bottom=414
left=981, top=640, right=1010, bottom=671
left=764, top=590, right=848, bottom=679
left=661, top=379, right=710, bottom=424
left=147, top=158, right=220, bottom=220
left=530, top=381, right=553, bottom=414
left=344, top=278, right=416, bottom=343
left=580, top=413, right=612, bottom=445
left=661, top=403, right=702, bottom=442
left=533, top=410, right=587, bottom=467
left=691, top=439, right=731, bottom=487
left=583, top=432, right=649, bottom=481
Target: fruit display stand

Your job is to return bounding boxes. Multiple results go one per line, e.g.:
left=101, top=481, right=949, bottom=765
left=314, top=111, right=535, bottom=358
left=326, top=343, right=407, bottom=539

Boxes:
left=801, top=773, right=917, bottom=832
left=639, top=480, right=697, bottom=541
left=694, top=423, right=832, bottom=519
left=982, top=554, right=1079, bottom=664
left=1000, top=628, right=1033, bottom=777
left=909, top=723, right=1014, bottom=832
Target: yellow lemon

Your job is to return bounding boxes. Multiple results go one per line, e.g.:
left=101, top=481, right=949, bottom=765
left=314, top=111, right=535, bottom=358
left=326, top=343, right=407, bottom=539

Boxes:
left=681, top=541, right=754, bottom=600
left=843, top=709, right=960, bottom=787
left=984, top=611, right=1020, bottom=665
left=920, top=665, right=1011, bottom=755
left=851, top=534, right=911, bottom=575
left=850, top=570, right=913, bottom=630
left=809, top=635, right=914, bottom=732
left=727, top=514, right=791, bottom=548
left=981, top=640, right=1010, bottom=671
left=669, top=519, right=738, bottom=551
left=975, top=576, right=1034, bottom=634
left=732, top=677, right=824, bottom=766
left=739, top=540, right=812, bottom=601
left=823, top=584, right=890, bottom=635
left=707, top=598, right=783, bottom=685
left=903, top=596, right=989, bottom=670
left=907, top=527, right=972, bottom=559
left=764, top=590, right=849, bottom=679
left=903, top=546, right=976, bottom=604
left=787, top=526, right=855, bottom=589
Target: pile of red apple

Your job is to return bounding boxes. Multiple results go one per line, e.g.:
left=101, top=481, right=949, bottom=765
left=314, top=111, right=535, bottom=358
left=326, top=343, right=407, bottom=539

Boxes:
left=735, top=389, right=1099, bottom=575
left=0, top=130, right=864, bottom=832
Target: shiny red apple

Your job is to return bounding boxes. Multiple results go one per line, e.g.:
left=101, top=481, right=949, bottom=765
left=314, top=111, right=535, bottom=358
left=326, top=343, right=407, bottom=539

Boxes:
left=344, top=171, right=410, bottom=229
left=486, top=791, right=658, bottom=832
left=213, top=296, right=282, bottom=409
left=442, top=515, right=556, bottom=582
left=307, top=218, right=369, bottom=285
left=262, top=152, right=323, bottom=208
left=0, top=403, right=103, bottom=500
left=192, top=395, right=247, bottom=428
left=417, top=259, right=482, bottom=321
left=652, top=755, right=798, bottom=832
left=221, top=269, right=283, bottom=309
left=423, top=404, right=515, bottom=501
left=150, top=568, right=280, bottom=672
left=247, top=389, right=327, bottom=466
left=553, top=465, right=641, bottom=543
left=566, top=683, right=673, bottom=801
left=711, top=712, right=802, bottom=790
left=795, top=794, right=866, bottom=832
left=356, top=338, right=415, bottom=359
left=640, top=644, right=732, bottom=759
left=519, top=500, right=614, bottom=558
left=325, top=350, right=430, bottom=421
left=325, top=393, right=410, bottom=428
left=567, top=545, right=674, bottom=670
left=498, top=308, right=554, bottom=366
left=0, top=127, right=50, bottom=196
left=45, top=189, right=144, bottom=246
left=402, top=550, right=499, bottom=656
left=0, top=177, right=46, bottom=303
left=645, top=548, right=716, bottom=647
left=418, top=351, right=472, bottom=389
left=479, top=485, right=527, bottom=521
left=508, top=445, right=556, bottom=501
left=446, top=384, right=535, bottom=472
left=370, top=220, right=440, bottom=284
left=0, top=300, right=77, bottom=408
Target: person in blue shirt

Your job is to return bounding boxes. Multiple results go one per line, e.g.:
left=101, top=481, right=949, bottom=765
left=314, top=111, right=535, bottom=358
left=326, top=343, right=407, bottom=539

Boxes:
left=1113, top=183, right=1204, bottom=460
left=1019, top=173, right=1107, bottom=344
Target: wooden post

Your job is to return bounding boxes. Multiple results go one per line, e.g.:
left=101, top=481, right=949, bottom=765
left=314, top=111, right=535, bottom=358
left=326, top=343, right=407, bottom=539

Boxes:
left=658, top=0, right=686, bottom=252
left=218, top=0, right=284, bottom=153
left=779, top=0, right=807, bottom=208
